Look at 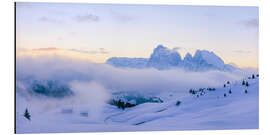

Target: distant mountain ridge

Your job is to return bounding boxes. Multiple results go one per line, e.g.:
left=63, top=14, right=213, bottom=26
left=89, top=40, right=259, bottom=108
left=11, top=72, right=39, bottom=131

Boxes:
left=106, top=45, right=237, bottom=71
left=106, top=57, right=148, bottom=69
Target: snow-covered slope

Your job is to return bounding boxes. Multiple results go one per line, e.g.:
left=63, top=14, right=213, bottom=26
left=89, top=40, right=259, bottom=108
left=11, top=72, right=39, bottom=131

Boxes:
left=16, top=74, right=258, bottom=133
left=106, top=45, right=237, bottom=71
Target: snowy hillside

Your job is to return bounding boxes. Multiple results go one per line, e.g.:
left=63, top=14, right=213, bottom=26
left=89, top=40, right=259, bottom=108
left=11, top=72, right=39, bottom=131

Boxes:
left=106, top=45, right=237, bottom=71
left=15, top=52, right=258, bottom=133
left=16, top=73, right=258, bottom=133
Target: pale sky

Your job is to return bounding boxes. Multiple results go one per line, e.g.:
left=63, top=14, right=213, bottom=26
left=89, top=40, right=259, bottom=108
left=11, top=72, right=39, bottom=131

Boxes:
left=16, top=2, right=258, bottom=68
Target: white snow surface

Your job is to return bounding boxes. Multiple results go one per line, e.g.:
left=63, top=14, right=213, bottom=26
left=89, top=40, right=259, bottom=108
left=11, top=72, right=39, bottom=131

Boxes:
left=16, top=76, right=259, bottom=133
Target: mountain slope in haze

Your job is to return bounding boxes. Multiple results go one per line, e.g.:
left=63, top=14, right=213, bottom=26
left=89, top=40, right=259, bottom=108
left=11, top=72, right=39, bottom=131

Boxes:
left=106, top=57, right=148, bottom=69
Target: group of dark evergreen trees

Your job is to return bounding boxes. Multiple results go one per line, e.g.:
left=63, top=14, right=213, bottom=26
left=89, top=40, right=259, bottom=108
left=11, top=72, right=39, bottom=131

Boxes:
left=241, top=74, right=258, bottom=94
left=108, top=99, right=136, bottom=110
left=188, top=87, right=216, bottom=98
left=189, top=73, right=258, bottom=99
left=223, top=81, right=231, bottom=97
left=242, top=80, right=249, bottom=94
left=108, top=95, right=163, bottom=110
left=223, top=73, right=258, bottom=97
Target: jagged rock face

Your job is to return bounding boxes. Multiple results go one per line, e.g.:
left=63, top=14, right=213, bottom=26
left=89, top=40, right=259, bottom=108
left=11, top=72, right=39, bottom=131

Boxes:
left=193, top=50, right=225, bottom=69
left=183, top=50, right=226, bottom=71
left=147, top=45, right=182, bottom=69
left=106, top=45, right=236, bottom=72
left=183, top=53, right=192, bottom=62
left=183, top=53, right=196, bottom=70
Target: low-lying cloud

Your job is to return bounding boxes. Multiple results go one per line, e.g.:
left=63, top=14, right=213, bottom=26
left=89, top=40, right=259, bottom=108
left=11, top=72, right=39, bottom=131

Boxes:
left=16, top=54, right=256, bottom=120
left=16, top=54, right=252, bottom=95
left=70, top=81, right=110, bottom=120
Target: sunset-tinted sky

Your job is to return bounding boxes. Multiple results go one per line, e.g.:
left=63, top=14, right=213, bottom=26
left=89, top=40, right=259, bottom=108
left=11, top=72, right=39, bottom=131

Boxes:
left=16, top=2, right=258, bottom=68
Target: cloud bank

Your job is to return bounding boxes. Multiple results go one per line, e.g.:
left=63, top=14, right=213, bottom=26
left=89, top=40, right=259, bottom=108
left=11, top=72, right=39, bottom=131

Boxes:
left=16, top=54, right=257, bottom=120
left=16, top=54, right=253, bottom=95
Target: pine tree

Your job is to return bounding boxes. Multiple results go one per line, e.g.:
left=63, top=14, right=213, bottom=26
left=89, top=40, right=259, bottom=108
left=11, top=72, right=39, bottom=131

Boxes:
left=252, top=74, right=255, bottom=79
left=189, top=89, right=193, bottom=94
left=246, top=82, right=249, bottom=87
left=229, top=89, right=232, bottom=94
left=227, top=81, right=230, bottom=84
left=24, top=108, right=31, bottom=120
left=245, top=90, right=248, bottom=94
left=224, top=93, right=227, bottom=97
left=224, top=84, right=226, bottom=87
left=242, top=80, right=245, bottom=85
left=176, top=101, right=181, bottom=106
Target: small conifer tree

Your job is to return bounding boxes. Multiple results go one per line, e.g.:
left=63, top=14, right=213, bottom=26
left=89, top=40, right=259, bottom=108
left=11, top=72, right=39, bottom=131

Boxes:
left=176, top=101, right=181, bottom=106
left=24, top=108, right=31, bottom=120
left=246, top=82, right=249, bottom=87
left=189, top=89, right=193, bottom=94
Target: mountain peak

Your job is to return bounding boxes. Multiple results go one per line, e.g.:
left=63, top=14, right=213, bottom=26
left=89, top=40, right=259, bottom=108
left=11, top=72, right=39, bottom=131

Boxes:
left=147, top=45, right=182, bottom=69
left=153, top=45, right=168, bottom=53
left=184, top=53, right=193, bottom=62
left=156, top=44, right=165, bottom=49
left=193, top=49, right=225, bottom=69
